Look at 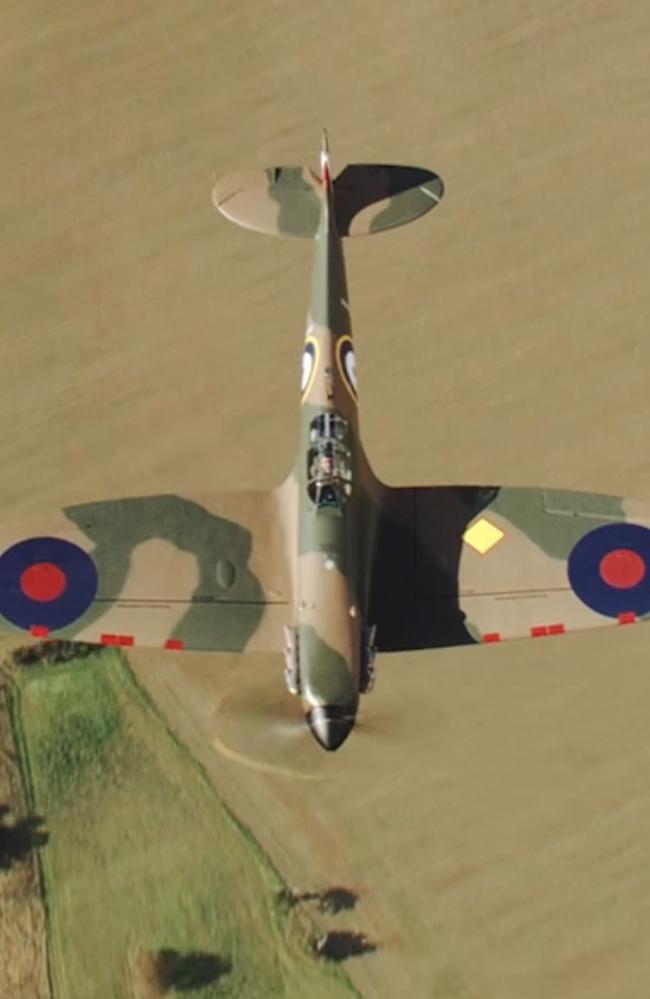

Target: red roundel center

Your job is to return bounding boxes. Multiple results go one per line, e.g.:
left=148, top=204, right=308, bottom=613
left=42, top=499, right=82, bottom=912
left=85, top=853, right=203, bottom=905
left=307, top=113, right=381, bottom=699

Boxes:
left=19, top=562, right=67, bottom=602
left=599, top=548, right=646, bottom=589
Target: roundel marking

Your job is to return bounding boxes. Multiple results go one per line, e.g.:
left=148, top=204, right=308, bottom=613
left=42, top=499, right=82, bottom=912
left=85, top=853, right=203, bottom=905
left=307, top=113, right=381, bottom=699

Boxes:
left=0, top=537, right=98, bottom=631
left=20, top=563, right=67, bottom=602
left=567, top=523, right=650, bottom=617
left=599, top=548, right=646, bottom=589
left=335, top=335, right=357, bottom=401
left=301, top=336, right=319, bottom=404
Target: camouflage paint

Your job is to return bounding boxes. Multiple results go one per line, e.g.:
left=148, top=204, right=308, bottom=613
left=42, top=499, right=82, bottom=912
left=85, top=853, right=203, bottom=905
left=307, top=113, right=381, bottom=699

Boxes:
left=488, top=488, right=625, bottom=559
left=292, top=142, right=364, bottom=739
left=64, top=496, right=266, bottom=651
left=267, top=167, right=321, bottom=238
left=5, top=137, right=650, bottom=751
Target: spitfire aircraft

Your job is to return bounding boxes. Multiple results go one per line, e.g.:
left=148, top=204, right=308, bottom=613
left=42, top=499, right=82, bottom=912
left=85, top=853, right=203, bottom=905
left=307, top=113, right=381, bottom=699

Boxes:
left=3, top=133, right=650, bottom=750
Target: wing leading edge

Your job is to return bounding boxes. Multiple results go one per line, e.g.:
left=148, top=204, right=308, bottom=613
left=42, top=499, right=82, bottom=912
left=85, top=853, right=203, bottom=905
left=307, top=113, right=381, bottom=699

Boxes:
left=0, top=491, right=290, bottom=653
left=370, top=485, right=650, bottom=652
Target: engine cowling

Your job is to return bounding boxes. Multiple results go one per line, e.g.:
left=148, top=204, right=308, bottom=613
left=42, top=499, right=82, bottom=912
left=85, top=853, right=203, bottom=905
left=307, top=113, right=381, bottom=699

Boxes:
left=283, top=625, right=300, bottom=695
left=359, top=624, right=377, bottom=694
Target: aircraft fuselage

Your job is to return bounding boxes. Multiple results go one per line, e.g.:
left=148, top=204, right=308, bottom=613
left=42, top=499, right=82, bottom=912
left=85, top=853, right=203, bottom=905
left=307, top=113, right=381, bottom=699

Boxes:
left=288, top=151, right=377, bottom=751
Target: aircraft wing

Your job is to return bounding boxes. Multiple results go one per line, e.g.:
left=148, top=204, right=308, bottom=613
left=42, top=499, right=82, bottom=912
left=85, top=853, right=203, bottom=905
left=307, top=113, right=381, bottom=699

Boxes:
left=370, top=484, right=650, bottom=651
left=0, top=491, right=291, bottom=653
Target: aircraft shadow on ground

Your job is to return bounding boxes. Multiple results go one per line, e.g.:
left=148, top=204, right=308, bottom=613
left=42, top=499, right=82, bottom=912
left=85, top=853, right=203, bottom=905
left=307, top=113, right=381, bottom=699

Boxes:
left=0, top=803, right=48, bottom=870
left=153, top=950, right=231, bottom=991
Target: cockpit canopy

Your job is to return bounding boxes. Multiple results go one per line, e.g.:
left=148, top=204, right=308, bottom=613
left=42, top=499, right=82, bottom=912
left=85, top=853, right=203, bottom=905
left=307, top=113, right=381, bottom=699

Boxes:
left=307, top=413, right=352, bottom=510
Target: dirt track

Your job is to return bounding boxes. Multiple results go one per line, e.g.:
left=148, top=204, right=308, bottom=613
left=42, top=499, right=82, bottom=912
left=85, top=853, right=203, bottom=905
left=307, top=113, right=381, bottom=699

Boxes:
left=4, top=2, right=650, bottom=996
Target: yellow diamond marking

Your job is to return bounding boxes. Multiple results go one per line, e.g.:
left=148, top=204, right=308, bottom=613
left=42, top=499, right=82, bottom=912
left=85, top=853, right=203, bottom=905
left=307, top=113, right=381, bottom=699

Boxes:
left=463, top=517, right=505, bottom=554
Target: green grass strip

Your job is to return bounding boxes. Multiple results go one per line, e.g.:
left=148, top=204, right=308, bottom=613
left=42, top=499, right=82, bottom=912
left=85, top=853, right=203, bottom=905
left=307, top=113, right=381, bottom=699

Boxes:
left=13, top=649, right=358, bottom=999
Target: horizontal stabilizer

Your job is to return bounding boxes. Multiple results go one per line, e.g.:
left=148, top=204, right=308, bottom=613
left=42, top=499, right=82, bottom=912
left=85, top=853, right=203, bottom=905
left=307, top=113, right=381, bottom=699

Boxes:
left=212, top=167, right=321, bottom=238
left=213, top=162, right=444, bottom=238
left=333, top=164, right=444, bottom=236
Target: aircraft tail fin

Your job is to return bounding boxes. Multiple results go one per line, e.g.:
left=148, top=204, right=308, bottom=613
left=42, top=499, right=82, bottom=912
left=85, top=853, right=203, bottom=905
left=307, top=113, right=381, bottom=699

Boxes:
left=212, top=162, right=443, bottom=239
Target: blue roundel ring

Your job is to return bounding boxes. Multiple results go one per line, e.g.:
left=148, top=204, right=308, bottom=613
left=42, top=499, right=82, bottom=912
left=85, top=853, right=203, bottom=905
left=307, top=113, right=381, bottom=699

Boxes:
left=0, top=537, right=98, bottom=631
left=567, top=522, right=650, bottom=618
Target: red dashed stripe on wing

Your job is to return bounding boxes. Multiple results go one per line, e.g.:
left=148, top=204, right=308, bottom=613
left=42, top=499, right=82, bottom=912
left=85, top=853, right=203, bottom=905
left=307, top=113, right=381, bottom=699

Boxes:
left=29, top=625, right=50, bottom=637
left=100, top=634, right=134, bottom=647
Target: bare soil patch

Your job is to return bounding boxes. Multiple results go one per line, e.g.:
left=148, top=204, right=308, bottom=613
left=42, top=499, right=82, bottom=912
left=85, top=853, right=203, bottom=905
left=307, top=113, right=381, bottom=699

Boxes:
left=127, top=949, right=166, bottom=999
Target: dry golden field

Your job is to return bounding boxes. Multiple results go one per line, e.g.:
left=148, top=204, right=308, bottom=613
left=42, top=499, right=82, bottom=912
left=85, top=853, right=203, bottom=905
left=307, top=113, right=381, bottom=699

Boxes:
left=3, top=2, right=650, bottom=996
